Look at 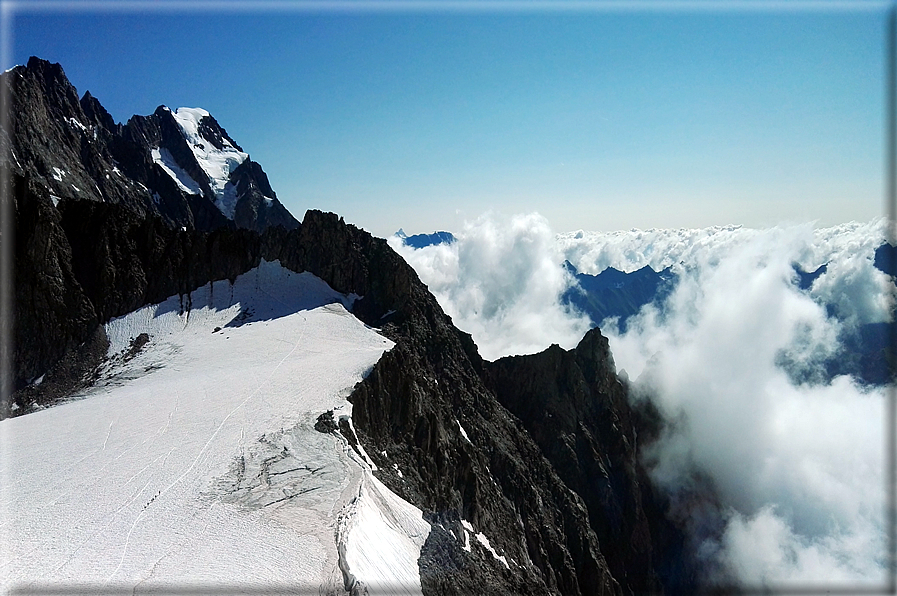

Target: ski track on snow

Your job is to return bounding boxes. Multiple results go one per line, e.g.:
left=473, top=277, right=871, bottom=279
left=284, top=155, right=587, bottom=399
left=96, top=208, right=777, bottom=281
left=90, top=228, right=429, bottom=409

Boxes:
left=106, top=313, right=308, bottom=583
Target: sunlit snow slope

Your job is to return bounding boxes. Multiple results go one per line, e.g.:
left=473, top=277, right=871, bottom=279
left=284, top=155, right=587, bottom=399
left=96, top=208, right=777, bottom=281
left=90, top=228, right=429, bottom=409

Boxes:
left=0, top=260, right=429, bottom=595
left=169, top=106, right=249, bottom=219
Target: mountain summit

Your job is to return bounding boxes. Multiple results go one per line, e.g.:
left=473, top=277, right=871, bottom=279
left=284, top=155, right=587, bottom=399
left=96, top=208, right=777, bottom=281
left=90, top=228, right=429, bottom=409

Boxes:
left=2, top=57, right=298, bottom=232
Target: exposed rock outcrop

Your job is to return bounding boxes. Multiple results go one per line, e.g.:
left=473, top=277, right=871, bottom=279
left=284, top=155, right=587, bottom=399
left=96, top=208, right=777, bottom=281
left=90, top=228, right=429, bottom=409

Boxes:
left=485, top=330, right=711, bottom=594
left=10, top=174, right=100, bottom=408
left=9, top=171, right=264, bottom=401
left=306, top=215, right=619, bottom=594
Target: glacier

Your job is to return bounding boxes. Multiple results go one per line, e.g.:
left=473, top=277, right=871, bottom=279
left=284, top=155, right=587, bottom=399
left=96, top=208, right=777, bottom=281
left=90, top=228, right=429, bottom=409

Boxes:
left=0, top=260, right=429, bottom=594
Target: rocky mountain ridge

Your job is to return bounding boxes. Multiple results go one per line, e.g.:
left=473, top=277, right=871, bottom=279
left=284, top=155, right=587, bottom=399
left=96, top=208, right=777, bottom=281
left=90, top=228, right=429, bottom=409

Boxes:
left=397, top=229, right=457, bottom=249
left=560, top=261, right=676, bottom=334
left=4, top=58, right=716, bottom=594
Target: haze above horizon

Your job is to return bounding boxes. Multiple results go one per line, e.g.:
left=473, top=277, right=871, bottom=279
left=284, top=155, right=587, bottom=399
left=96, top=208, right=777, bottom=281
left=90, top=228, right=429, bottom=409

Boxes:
left=4, top=1, right=887, bottom=238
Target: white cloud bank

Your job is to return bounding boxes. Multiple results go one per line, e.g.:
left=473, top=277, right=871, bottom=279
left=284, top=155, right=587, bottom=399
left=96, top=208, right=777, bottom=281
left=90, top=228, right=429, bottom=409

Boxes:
left=389, top=212, right=591, bottom=360
left=617, top=246, right=885, bottom=587
left=393, top=214, right=892, bottom=591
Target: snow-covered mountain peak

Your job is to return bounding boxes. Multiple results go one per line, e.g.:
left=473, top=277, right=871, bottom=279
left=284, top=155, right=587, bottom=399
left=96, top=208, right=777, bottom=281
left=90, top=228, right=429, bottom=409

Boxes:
left=165, top=106, right=248, bottom=219
left=171, top=107, right=245, bottom=152
left=2, top=57, right=298, bottom=232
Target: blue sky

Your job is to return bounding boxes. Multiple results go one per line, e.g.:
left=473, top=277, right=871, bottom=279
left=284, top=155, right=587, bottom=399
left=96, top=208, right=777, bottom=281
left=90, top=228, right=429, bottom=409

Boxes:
left=4, top=1, right=888, bottom=238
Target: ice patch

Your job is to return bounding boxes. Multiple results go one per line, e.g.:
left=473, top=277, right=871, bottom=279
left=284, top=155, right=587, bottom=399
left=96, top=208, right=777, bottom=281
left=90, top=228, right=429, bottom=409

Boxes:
left=151, top=147, right=202, bottom=195
left=459, top=520, right=473, bottom=552
left=339, top=414, right=378, bottom=471
left=51, top=167, right=65, bottom=181
left=475, top=532, right=510, bottom=569
left=457, top=419, right=471, bottom=444
left=456, top=519, right=508, bottom=567
left=66, top=116, right=88, bottom=133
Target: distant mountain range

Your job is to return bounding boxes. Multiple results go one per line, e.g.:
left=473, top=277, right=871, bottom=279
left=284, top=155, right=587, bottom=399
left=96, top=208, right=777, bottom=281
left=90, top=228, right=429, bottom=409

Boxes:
left=561, top=261, right=676, bottom=334
left=397, top=230, right=895, bottom=386
left=397, top=229, right=457, bottom=249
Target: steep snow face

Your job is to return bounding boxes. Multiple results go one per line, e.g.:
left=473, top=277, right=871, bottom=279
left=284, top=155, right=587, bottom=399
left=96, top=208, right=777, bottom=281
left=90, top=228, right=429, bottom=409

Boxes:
left=339, top=468, right=430, bottom=595
left=0, top=260, right=429, bottom=594
left=150, top=147, right=202, bottom=195
left=169, top=107, right=248, bottom=218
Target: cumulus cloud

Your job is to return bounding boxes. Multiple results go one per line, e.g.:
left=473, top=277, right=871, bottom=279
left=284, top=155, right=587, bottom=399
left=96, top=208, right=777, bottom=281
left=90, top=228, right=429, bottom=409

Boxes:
left=393, top=213, right=890, bottom=590
left=557, top=219, right=894, bottom=329
left=721, top=504, right=884, bottom=585
left=556, top=223, right=766, bottom=274
left=389, top=212, right=592, bottom=360
left=810, top=252, right=893, bottom=326
left=604, top=225, right=888, bottom=590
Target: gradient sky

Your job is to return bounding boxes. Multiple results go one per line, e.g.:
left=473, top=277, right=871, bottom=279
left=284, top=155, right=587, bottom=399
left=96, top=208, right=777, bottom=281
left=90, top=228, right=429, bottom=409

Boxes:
left=3, top=1, right=888, bottom=238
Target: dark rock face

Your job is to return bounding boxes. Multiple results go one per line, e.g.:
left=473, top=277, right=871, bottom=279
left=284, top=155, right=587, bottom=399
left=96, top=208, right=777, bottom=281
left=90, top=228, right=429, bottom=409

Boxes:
left=8, top=171, right=263, bottom=404
left=487, top=334, right=652, bottom=590
left=1, top=57, right=299, bottom=233
left=485, top=331, right=705, bottom=595
left=289, top=215, right=620, bottom=595
left=231, top=159, right=298, bottom=232
left=1, top=58, right=147, bottom=215
left=58, top=198, right=261, bottom=324
left=11, top=174, right=99, bottom=412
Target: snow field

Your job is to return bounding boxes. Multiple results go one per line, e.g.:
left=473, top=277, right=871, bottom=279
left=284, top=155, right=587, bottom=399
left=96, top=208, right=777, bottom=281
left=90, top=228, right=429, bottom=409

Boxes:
left=0, top=260, right=430, bottom=594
